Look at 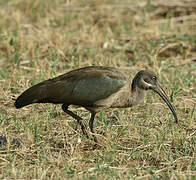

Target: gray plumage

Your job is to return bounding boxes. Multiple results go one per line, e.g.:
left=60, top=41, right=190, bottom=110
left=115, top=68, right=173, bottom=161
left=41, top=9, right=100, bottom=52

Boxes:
left=15, top=66, right=178, bottom=142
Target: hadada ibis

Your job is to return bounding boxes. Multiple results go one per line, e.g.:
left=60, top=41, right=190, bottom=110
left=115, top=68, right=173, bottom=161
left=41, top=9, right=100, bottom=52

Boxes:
left=14, top=66, right=178, bottom=142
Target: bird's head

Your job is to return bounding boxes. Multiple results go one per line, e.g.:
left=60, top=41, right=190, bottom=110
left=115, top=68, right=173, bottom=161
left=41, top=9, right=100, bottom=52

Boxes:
left=132, top=70, right=178, bottom=123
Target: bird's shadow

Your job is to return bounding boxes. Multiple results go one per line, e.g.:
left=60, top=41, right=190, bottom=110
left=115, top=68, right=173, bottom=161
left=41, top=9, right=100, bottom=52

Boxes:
left=0, top=136, right=21, bottom=149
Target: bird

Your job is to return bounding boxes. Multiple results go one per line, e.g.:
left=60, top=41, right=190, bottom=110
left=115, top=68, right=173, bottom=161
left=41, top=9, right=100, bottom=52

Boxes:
left=14, top=66, right=178, bottom=142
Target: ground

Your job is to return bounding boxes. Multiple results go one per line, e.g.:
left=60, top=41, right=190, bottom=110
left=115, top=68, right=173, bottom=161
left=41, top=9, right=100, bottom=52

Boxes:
left=0, top=0, right=195, bottom=179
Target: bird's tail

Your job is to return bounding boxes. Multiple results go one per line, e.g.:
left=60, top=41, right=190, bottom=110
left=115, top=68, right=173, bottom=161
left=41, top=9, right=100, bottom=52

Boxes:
left=14, top=81, right=50, bottom=109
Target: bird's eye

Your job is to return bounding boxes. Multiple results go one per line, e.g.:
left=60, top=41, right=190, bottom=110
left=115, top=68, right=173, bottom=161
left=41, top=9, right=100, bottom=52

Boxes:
left=152, top=76, right=156, bottom=80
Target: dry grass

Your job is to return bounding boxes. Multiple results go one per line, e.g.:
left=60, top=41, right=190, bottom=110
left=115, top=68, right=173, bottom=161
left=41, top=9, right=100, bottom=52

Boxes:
left=0, top=0, right=195, bottom=179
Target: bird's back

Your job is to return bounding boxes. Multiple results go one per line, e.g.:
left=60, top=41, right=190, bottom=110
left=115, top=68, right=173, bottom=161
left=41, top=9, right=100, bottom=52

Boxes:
left=15, top=66, right=127, bottom=108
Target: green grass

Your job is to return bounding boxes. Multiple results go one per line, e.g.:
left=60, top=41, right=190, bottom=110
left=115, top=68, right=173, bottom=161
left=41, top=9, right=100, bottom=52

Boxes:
left=0, top=0, right=195, bottom=179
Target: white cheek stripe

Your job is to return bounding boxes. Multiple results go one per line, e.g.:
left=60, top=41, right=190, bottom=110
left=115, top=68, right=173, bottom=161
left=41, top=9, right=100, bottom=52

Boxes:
left=141, top=79, right=152, bottom=88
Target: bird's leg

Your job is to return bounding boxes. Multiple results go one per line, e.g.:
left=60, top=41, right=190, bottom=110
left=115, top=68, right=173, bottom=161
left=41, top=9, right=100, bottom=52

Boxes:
left=89, top=112, right=97, bottom=142
left=62, top=104, right=89, bottom=139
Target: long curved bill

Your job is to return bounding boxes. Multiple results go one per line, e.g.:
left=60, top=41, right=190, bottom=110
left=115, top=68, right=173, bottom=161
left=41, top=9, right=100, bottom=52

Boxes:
left=151, top=82, right=178, bottom=123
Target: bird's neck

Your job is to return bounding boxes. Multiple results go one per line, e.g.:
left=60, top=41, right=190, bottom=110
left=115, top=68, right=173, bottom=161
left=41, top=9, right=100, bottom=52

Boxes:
left=130, top=85, right=146, bottom=106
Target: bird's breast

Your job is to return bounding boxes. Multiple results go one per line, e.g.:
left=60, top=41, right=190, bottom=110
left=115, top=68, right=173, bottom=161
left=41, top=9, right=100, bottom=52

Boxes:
left=93, top=83, right=133, bottom=108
